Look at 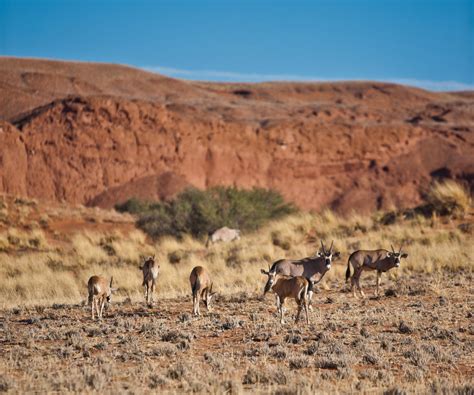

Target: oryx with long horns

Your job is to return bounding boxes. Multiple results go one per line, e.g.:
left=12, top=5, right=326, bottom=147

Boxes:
left=345, top=245, right=408, bottom=298
left=261, top=240, right=340, bottom=309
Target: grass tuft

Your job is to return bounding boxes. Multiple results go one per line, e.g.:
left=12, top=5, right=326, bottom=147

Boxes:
left=426, top=180, right=472, bottom=218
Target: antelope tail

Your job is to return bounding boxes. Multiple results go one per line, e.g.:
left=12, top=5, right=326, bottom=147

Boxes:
left=345, top=259, right=351, bottom=282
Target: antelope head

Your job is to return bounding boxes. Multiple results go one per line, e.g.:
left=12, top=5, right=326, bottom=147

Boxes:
left=107, top=276, right=118, bottom=303
left=387, top=244, right=408, bottom=267
left=317, top=240, right=340, bottom=269
left=261, top=265, right=277, bottom=295
left=203, top=284, right=217, bottom=310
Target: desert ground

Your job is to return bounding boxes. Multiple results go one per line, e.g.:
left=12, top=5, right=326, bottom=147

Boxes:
left=0, top=192, right=473, bottom=393
left=1, top=273, right=472, bottom=393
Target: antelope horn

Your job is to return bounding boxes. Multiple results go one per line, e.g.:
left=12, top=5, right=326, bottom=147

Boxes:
left=391, top=244, right=395, bottom=254
left=320, top=240, right=326, bottom=254
left=329, top=240, right=334, bottom=253
left=399, top=244, right=403, bottom=254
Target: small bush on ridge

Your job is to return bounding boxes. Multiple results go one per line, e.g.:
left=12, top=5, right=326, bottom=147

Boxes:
left=116, top=187, right=296, bottom=239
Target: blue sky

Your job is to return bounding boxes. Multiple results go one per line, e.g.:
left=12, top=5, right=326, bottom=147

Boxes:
left=1, top=0, right=472, bottom=90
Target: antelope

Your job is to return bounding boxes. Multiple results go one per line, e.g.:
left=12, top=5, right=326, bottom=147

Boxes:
left=264, top=240, right=340, bottom=308
left=206, top=227, right=241, bottom=248
left=346, top=245, right=408, bottom=298
left=139, top=255, right=160, bottom=306
left=260, top=270, right=310, bottom=324
left=189, top=266, right=217, bottom=316
left=87, top=276, right=117, bottom=320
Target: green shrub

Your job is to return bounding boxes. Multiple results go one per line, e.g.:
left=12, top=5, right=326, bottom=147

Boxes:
left=115, top=198, right=151, bottom=214
left=116, top=187, right=296, bottom=239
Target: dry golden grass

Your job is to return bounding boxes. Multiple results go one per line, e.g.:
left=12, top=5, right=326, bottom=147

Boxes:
left=0, top=228, right=48, bottom=252
left=427, top=180, right=472, bottom=218
left=0, top=207, right=472, bottom=308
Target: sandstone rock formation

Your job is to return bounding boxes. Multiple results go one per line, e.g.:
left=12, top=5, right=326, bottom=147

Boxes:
left=1, top=57, right=473, bottom=213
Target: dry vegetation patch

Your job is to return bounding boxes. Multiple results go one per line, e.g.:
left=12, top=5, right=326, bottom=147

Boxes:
left=0, top=273, right=472, bottom=393
left=0, top=192, right=473, bottom=307
left=0, top=192, right=473, bottom=392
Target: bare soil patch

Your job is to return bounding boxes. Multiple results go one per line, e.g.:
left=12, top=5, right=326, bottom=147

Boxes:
left=1, top=273, right=472, bottom=393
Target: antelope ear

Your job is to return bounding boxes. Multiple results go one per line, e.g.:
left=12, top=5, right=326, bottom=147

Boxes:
left=110, top=287, right=118, bottom=293
left=261, top=269, right=269, bottom=275
left=333, top=251, right=341, bottom=259
left=386, top=252, right=392, bottom=257
left=401, top=253, right=408, bottom=259
left=317, top=251, right=323, bottom=257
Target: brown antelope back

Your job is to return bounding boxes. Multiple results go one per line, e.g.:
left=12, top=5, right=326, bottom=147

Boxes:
left=88, top=275, right=109, bottom=296
left=190, top=266, right=211, bottom=290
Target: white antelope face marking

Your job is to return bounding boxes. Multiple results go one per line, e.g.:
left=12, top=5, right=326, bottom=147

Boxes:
left=317, top=250, right=340, bottom=270
left=318, top=251, right=333, bottom=269
left=144, top=256, right=155, bottom=267
left=261, top=269, right=277, bottom=294
left=387, top=250, right=408, bottom=267
left=318, top=240, right=340, bottom=270
left=394, top=253, right=401, bottom=267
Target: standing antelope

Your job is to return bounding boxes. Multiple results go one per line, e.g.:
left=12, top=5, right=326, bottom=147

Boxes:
left=139, top=255, right=160, bottom=306
left=260, top=270, right=310, bottom=324
left=264, top=241, right=340, bottom=308
left=346, top=245, right=408, bottom=298
left=87, top=276, right=117, bottom=320
left=189, top=266, right=216, bottom=316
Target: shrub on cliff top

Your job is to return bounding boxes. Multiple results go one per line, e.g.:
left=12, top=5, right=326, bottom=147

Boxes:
left=116, top=187, right=296, bottom=239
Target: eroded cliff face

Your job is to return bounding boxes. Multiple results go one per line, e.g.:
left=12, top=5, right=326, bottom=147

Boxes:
left=1, top=58, right=473, bottom=213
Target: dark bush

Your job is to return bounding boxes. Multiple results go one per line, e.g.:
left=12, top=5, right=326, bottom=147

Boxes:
left=115, top=197, right=151, bottom=214
left=398, top=321, right=413, bottom=334
left=116, top=187, right=296, bottom=239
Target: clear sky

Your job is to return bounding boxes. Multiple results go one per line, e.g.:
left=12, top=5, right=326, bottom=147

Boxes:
left=1, top=0, right=472, bottom=90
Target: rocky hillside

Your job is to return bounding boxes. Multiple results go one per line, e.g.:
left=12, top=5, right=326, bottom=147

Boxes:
left=0, top=57, right=473, bottom=213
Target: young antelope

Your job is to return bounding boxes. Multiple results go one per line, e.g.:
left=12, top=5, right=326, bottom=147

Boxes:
left=87, top=276, right=117, bottom=320
left=139, top=255, right=160, bottom=306
left=189, top=266, right=216, bottom=316
left=261, top=269, right=310, bottom=325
